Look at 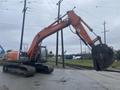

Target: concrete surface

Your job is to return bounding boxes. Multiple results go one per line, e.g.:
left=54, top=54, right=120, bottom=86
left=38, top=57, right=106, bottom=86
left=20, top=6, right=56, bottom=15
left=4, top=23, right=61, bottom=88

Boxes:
left=0, top=66, right=120, bottom=90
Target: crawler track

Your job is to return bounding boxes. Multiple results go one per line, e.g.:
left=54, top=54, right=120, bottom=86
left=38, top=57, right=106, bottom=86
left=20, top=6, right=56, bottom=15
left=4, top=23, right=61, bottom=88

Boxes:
left=3, top=62, right=36, bottom=77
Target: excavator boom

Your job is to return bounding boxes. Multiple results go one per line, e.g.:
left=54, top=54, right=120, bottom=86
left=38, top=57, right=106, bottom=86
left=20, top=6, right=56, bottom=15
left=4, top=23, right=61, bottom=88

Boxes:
left=27, top=10, right=114, bottom=71
left=28, top=11, right=96, bottom=60
left=27, top=18, right=70, bottom=59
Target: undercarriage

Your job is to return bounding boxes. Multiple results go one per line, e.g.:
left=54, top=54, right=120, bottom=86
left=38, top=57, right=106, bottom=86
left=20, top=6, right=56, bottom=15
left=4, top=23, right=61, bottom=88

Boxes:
left=3, top=61, right=54, bottom=77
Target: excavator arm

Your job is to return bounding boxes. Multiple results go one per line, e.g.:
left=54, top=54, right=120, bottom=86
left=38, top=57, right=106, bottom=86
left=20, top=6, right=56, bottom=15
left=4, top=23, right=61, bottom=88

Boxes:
left=27, top=17, right=70, bottom=60
left=28, top=10, right=98, bottom=59
left=27, top=10, right=114, bottom=71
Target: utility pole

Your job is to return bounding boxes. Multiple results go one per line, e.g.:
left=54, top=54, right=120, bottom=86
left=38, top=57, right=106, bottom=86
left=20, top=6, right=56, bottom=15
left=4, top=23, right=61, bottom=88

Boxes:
left=19, top=0, right=27, bottom=57
left=85, top=45, right=86, bottom=54
left=103, top=21, right=106, bottom=44
left=80, top=39, right=82, bottom=59
left=103, top=21, right=109, bottom=44
left=56, top=0, right=65, bottom=68
left=61, top=24, right=65, bottom=68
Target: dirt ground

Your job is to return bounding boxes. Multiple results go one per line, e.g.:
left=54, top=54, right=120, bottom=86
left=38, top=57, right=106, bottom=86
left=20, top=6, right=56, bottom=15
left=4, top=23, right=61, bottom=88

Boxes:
left=0, top=66, right=120, bottom=90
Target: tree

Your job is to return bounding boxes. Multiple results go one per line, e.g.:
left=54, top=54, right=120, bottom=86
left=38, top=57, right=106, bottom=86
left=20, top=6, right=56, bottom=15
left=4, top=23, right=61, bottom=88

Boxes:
left=115, top=50, right=120, bottom=61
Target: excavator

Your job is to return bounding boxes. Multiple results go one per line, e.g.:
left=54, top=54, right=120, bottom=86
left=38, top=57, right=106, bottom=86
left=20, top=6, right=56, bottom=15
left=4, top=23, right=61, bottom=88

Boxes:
left=3, top=10, right=114, bottom=77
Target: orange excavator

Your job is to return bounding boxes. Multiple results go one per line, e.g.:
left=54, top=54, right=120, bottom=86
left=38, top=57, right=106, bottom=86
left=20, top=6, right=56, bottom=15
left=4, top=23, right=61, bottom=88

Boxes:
left=3, top=10, right=114, bottom=76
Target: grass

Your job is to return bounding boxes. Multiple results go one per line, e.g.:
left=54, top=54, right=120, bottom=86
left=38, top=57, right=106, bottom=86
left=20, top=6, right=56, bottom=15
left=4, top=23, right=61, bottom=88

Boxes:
left=47, top=58, right=93, bottom=68
left=65, top=59, right=93, bottom=67
left=48, top=58, right=120, bottom=69
left=111, top=61, right=120, bottom=69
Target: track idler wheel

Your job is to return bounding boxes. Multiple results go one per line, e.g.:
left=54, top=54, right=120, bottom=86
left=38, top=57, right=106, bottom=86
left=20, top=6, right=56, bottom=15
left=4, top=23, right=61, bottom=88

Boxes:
left=92, top=44, right=114, bottom=71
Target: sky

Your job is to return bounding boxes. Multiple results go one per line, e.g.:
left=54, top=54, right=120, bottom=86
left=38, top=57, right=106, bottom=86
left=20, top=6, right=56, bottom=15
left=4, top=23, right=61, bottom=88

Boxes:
left=0, top=0, right=120, bottom=54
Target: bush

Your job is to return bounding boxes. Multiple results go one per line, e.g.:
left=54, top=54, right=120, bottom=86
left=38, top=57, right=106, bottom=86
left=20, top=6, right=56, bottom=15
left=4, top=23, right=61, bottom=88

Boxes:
left=115, top=50, right=120, bottom=61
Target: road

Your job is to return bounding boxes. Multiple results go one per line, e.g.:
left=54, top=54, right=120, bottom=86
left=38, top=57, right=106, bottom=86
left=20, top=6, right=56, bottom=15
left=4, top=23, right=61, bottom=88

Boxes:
left=0, top=66, right=120, bottom=90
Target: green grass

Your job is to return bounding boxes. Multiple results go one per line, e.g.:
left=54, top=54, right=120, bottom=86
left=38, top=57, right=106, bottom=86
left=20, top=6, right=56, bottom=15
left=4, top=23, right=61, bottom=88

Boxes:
left=111, top=61, right=120, bottom=69
left=47, top=58, right=93, bottom=67
left=48, top=58, right=120, bottom=69
left=65, top=59, right=93, bottom=67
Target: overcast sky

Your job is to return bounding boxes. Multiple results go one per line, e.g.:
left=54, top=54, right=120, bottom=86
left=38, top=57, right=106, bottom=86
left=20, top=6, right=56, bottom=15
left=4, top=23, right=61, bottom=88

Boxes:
left=0, top=0, right=120, bottom=54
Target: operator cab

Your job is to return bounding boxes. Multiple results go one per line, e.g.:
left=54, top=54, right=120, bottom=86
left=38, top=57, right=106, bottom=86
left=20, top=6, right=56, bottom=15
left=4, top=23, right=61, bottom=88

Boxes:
left=19, top=45, right=48, bottom=63
left=35, top=45, right=48, bottom=63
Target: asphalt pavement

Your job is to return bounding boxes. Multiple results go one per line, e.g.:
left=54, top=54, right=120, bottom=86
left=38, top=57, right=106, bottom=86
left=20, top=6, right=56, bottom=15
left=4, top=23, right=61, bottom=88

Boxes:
left=0, top=66, right=120, bottom=90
